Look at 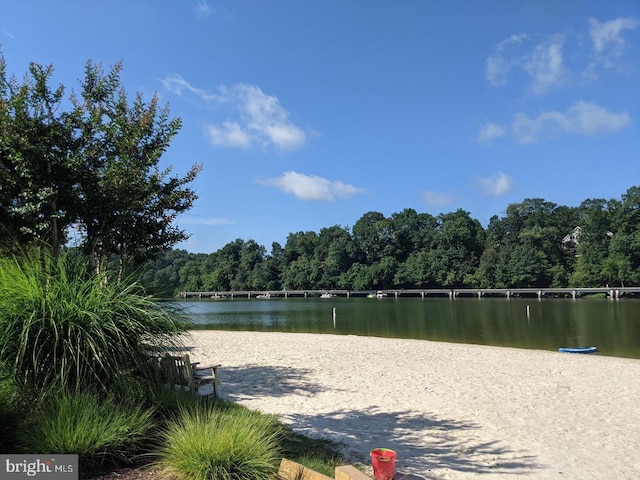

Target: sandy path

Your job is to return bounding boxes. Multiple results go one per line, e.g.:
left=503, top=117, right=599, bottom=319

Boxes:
left=187, top=331, right=640, bottom=479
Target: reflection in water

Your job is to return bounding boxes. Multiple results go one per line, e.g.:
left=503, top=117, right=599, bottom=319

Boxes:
left=179, top=298, right=640, bottom=359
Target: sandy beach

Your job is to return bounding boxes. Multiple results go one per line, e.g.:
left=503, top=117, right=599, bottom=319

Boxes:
left=187, top=331, right=640, bottom=479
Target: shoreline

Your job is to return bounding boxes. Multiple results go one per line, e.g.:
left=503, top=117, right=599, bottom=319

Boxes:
left=187, top=331, right=640, bottom=479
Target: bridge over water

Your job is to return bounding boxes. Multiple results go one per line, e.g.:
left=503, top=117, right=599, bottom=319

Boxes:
left=180, top=287, right=640, bottom=300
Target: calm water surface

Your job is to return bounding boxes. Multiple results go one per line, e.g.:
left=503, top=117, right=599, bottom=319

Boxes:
left=178, top=297, right=640, bottom=359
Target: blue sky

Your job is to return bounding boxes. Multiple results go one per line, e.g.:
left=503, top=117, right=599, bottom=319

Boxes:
left=2, top=1, right=639, bottom=253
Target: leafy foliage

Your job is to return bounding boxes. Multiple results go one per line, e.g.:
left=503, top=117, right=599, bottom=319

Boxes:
left=141, top=188, right=640, bottom=294
left=0, top=52, right=200, bottom=267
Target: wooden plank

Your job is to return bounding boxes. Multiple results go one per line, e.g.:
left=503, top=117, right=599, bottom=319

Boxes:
left=278, top=458, right=334, bottom=480
left=335, top=465, right=373, bottom=480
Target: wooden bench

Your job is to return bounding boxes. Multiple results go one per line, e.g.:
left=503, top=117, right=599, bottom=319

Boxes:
left=161, top=354, right=221, bottom=398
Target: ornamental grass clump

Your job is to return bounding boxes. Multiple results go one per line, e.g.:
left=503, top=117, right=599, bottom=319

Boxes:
left=157, top=402, right=284, bottom=480
left=0, top=248, right=189, bottom=399
left=17, top=389, right=156, bottom=470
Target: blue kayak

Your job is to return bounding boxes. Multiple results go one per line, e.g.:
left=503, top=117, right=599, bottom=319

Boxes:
left=558, top=346, right=598, bottom=354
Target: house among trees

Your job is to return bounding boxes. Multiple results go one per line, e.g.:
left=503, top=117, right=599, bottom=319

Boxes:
left=562, top=226, right=582, bottom=249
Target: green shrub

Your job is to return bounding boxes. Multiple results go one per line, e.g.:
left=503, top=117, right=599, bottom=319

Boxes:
left=0, top=371, right=26, bottom=452
left=0, top=248, right=189, bottom=398
left=150, top=385, right=201, bottom=417
left=157, top=402, right=284, bottom=480
left=17, top=389, right=156, bottom=470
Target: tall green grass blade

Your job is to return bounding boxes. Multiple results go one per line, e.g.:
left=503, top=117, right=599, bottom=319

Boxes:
left=17, top=389, right=156, bottom=470
left=157, top=402, right=284, bottom=480
left=0, top=247, right=190, bottom=399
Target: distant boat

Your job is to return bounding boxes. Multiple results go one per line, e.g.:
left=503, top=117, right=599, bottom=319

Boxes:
left=366, top=291, right=388, bottom=298
left=320, top=292, right=336, bottom=298
left=256, top=293, right=271, bottom=299
left=558, top=346, right=598, bottom=354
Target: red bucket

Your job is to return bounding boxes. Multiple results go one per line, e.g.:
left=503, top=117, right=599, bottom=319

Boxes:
left=370, top=448, right=397, bottom=480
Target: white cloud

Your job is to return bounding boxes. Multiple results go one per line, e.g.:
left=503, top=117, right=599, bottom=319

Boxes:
left=477, top=122, right=506, bottom=144
left=589, top=17, right=639, bottom=68
left=204, top=122, right=252, bottom=149
left=486, top=33, right=566, bottom=95
left=512, top=101, right=631, bottom=144
left=257, top=171, right=365, bottom=201
left=161, top=75, right=308, bottom=151
left=159, top=74, right=222, bottom=102
left=195, top=0, right=211, bottom=18
left=485, top=34, right=528, bottom=87
left=422, top=191, right=453, bottom=207
left=486, top=17, right=639, bottom=94
left=523, top=37, right=567, bottom=94
left=236, top=85, right=307, bottom=150
left=477, top=172, right=513, bottom=196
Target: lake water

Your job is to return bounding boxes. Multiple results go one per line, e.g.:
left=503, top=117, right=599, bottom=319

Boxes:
left=178, top=297, right=640, bottom=359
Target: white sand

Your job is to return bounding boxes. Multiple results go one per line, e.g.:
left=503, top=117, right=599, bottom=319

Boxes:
left=187, top=331, right=640, bottom=479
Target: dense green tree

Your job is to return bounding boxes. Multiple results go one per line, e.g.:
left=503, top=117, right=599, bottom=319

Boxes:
left=264, top=242, right=285, bottom=290
left=68, top=61, right=201, bottom=270
left=570, top=198, right=614, bottom=286
left=351, top=211, right=387, bottom=264
left=139, top=188, right=640, bottom=293
left=343, top=262, right=371, bottom=291
left=394, top=250, right=435, bottom=288
left=608, top=187, right=640, bottom=286
left=0, top=53, right=200, bottom=271
left=314, top=225, right=354, bottom=288
left=477, top=199, right=577, bottom=288
left=235, top=240, right=267, bottom=290
left=139, top=248, right=192, bottom=296
left=178, top=253, right=208, bottom=292
left=428, top=209, right=484, bottom=287
left=281, top=231, right=320, bottom=289
left=386, top=208, right=437, bottom=262
left=0, top=59, right=73, bottom=254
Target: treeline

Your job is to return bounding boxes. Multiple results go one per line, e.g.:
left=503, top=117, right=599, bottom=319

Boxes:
left=140, top=188, right=640, bottom=297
